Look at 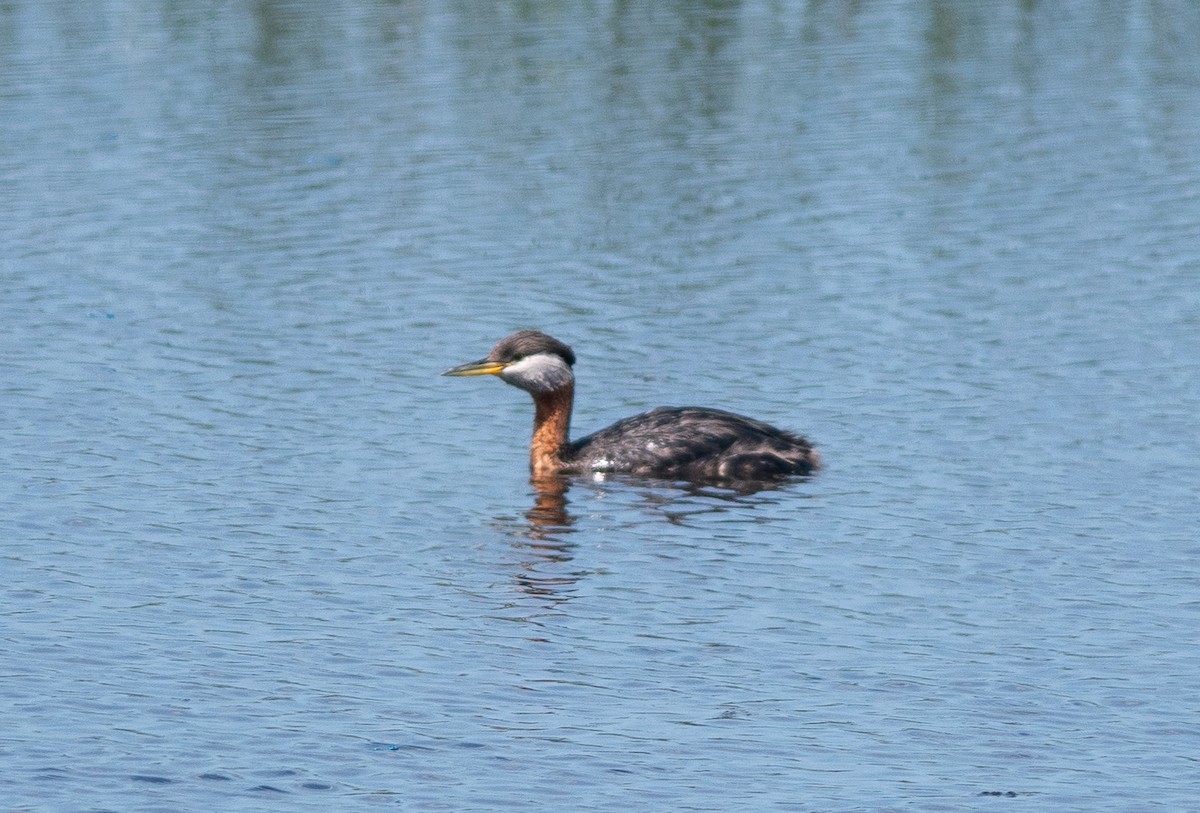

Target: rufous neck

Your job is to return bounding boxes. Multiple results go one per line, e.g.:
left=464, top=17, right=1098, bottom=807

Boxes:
left=530, top=383, right=574, bottom=479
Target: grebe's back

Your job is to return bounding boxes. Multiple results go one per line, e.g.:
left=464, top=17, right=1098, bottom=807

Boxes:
left=443, top=330, right=819, bottom=482
left=569, top=406, right=817, bottom=480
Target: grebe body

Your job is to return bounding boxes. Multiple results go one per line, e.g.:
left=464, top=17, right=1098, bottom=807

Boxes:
left=442, top=331, right=819, bottom=482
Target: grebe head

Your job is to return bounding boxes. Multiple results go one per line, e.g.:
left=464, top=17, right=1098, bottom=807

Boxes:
left=442, top=330, right=576, bottom=396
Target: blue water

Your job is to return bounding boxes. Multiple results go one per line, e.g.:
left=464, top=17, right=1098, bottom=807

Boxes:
left=4, top=2, right=1200, bottom=811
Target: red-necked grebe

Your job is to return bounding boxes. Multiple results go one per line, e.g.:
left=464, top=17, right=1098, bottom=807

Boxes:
left=442, top=330, right=820, bottom=482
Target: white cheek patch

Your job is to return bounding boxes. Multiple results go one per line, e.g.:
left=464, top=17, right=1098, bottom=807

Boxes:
left=499, top=353, right=573, bottom=392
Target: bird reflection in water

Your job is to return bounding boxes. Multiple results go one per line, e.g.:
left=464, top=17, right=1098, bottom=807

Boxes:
left=502, top=471, right=804, bottom=602
left=506, top=475, right=580, bottom=601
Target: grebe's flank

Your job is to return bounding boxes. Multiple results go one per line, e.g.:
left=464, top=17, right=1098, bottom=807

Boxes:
left=442, top=330, right=820, bottom=482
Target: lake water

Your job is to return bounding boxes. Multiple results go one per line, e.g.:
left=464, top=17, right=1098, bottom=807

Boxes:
left=4, top=2, right=1200, bottom=811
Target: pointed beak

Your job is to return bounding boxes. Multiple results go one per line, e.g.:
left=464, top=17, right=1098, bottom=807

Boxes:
left=441, top=358, right=509, bottom=377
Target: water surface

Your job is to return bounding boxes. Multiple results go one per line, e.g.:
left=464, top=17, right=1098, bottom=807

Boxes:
left=3, top=2, right=1199, bottom=811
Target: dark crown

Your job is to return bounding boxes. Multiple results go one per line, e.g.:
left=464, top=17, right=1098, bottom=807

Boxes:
left=489, top=330, right=576, bottom=367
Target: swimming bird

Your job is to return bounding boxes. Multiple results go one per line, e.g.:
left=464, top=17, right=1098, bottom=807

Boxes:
left=442, top=330, right=819, bottom=483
